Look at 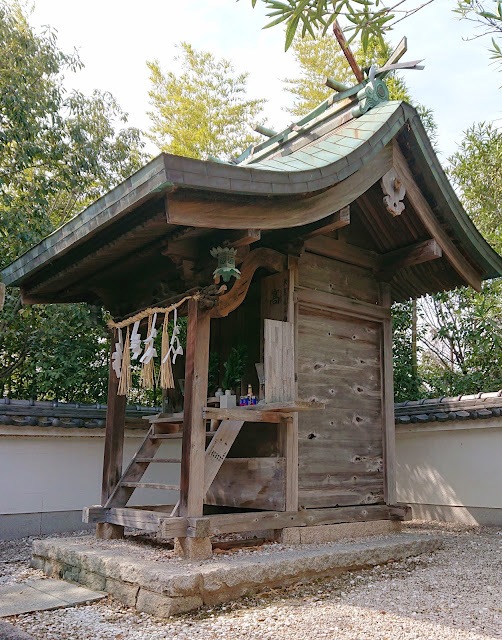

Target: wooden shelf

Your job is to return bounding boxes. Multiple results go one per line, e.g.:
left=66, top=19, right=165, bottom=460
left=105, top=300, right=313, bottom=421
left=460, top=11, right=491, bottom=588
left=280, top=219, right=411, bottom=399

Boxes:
left=204, top=401, right=325, bottom=423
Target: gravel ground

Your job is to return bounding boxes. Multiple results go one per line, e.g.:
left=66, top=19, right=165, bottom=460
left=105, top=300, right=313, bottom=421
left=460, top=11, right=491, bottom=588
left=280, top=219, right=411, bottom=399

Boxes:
left=1, top=521, right=501, bottom=639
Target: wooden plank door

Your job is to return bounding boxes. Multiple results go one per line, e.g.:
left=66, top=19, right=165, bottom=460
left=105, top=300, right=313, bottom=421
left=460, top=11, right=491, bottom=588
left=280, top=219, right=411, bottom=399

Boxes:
left=296, top=307, right=384, bottom=509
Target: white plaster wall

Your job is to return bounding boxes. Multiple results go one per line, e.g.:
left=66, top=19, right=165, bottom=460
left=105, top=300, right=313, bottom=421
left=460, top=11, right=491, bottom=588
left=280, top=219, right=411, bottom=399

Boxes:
left=396, top=423, right=502, bottom=509
left=0, top=430, right=181, bottom=515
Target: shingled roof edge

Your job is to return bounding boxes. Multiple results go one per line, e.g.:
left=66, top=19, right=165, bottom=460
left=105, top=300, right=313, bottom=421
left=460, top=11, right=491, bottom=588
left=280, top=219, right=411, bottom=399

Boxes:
left=3, top=100, right=502, bottom=288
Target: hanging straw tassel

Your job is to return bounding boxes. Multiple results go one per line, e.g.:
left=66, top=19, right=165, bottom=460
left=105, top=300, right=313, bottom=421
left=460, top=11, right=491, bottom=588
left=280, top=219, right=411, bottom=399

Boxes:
left=118, top=327, right=132, bottom=396
left=140, top=315, right=156, bottom=389
left=160, top=312, right=175, bottom=389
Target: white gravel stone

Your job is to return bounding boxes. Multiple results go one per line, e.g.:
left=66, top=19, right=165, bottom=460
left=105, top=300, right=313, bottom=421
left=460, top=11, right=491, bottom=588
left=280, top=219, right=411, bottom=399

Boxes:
left=2, top=521, right=501, bottom=639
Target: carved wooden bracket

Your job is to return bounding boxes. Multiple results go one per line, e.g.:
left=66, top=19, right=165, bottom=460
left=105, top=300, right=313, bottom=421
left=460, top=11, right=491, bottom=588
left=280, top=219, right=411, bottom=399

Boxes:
left=209, top=247, right=287, bottom=318
left=381, top=168, right=406, bottom=217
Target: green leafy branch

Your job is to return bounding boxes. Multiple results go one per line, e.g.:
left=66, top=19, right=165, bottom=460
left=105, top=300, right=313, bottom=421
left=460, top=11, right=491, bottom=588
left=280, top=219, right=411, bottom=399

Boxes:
left=222, top=344, right=248, bottom=392
left=455, top=1, right=502, bottom=67
left=241, top=0, right=434, bottom=51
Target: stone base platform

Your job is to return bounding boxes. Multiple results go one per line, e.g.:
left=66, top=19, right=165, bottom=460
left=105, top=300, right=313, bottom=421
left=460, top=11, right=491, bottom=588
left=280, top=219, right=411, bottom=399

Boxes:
left=31, top=530, right=442, bottom=618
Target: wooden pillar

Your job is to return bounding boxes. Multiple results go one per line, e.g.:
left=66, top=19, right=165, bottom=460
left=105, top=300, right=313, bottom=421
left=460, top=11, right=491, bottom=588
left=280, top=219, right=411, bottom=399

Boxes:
left=379, top=283, right=397, bottom=505
left=177, top=299, right=211, bottom=559
left=96, top=329, right=127, bottom=539
left=282, top=415, right=298, bottom=511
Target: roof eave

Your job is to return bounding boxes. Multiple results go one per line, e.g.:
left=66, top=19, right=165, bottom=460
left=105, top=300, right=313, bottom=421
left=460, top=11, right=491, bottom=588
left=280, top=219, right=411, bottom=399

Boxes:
left=3, top=100, right=502, bottom=292
left=401, top=103, right=502, bottom=280
left=1, top=105, right=407, bottom=287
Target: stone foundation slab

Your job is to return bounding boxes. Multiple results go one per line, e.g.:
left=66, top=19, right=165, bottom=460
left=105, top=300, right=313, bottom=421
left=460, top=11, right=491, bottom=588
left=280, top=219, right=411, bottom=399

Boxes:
left=31, top=532, right=442, bottom=617
left=280, top=519, right=401, bottom=544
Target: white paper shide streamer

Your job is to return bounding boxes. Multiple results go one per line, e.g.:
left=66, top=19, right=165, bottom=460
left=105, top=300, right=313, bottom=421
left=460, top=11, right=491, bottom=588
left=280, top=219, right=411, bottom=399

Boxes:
left=107, top=293, right=197, bottom=396
left=130, top=321, right=142, bottom=360
left=111, top=329, right=123, bottom=380
left=140, top=313, right=157, bottom=365
left=162, top=307, right=183, bottom=365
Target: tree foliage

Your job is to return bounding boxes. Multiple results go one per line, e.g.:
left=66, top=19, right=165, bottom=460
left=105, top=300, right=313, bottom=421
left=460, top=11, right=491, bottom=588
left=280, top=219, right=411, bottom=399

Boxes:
left=0, top=2, right=147, bottom=402
left=455, top=0, right=502, bottom=67
left=392, top=301, right=422, bottom=402
left=147, top=42, right=265, bottom=160
left=415, top=122, right=502, bottom=397
left=448, top=122, right=502, bottom=249
left=244, top=0, right=502, bottom=68
left=241, top=0, right=413, bottom=51
left=419, top=283, right=502, bottom=396
left=283, top=34, right=355, bottom=116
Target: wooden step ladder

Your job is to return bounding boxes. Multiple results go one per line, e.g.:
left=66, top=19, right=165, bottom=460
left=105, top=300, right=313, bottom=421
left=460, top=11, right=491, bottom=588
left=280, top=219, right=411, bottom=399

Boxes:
left=104, top=416, right=245, bottom=513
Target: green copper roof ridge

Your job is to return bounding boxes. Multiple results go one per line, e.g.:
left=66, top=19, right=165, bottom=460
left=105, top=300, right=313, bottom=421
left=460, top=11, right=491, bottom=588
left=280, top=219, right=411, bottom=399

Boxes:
left=246, top=99, right=402, bottom=168
left=248, top=100, right=402, bottom=171
left=237, top=82, right=370, bottom=166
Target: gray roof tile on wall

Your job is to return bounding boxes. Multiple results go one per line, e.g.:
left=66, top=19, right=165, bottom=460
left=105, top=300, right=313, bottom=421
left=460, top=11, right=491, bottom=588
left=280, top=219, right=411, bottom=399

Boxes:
left=0, top=398, right=160, bottom=430
left=394, top=391, right=502, bottom=424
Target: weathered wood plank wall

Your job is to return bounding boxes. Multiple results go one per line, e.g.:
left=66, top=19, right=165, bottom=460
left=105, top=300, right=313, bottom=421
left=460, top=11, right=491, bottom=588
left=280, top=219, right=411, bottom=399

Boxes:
left=298, top=252, right=380, bottom=304
left=205, top=458, right=286, bottom=511
left=296, top=252, right=385, bottom=509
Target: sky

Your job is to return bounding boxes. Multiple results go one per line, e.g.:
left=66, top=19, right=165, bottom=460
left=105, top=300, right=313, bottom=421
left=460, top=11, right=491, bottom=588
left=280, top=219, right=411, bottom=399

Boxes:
left=27, top=0, right=502, bottom=162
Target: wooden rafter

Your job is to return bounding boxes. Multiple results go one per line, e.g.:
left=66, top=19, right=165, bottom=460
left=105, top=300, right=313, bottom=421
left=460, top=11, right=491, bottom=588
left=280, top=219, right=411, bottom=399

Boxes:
left=392, top=141, right=482, bottom=291
left=22, top=210, right=168, bottom=301
left=303, top=206, right=351, bottom=239
left=357, top=192, right=396, bottom=251
left=378, top=239, right=443, bottom=281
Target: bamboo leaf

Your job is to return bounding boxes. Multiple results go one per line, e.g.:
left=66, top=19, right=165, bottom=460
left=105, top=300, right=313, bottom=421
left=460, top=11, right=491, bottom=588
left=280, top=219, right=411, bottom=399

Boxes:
left=263, top=13, right=291, bottom=28
left=321, top=11, right=337, bottom=35
left=285, top=14, right=301, bottom=50
left=267, top=1, right=293, bottom=9
left=292, top=0, right=313, bottom=19
left=479, top=11, right=499, bottom=19
left=300, top=13, right=317, bottom=38
left=361, top=28, right=369, bottom=52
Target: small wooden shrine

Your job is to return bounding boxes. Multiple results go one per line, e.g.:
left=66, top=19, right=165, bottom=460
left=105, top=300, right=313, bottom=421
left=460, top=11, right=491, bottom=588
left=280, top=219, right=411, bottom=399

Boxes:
left=3, top=41, right=502, bottom=558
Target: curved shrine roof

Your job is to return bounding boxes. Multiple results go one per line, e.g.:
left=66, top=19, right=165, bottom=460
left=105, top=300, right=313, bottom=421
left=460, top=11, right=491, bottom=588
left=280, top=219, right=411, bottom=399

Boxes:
left=2, top=94, right=501, bottom=310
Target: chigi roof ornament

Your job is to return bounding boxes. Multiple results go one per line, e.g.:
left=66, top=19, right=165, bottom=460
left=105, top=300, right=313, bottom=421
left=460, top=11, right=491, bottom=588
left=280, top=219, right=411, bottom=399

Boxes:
left=327, top=30, right=424, bottom=118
